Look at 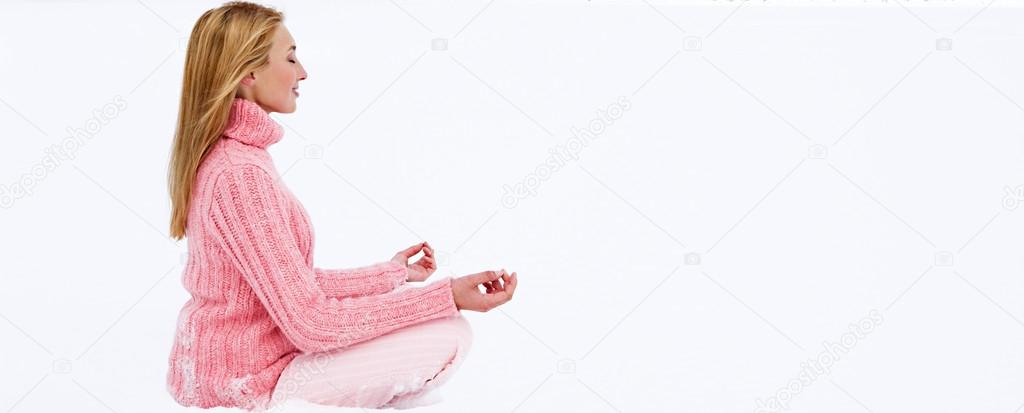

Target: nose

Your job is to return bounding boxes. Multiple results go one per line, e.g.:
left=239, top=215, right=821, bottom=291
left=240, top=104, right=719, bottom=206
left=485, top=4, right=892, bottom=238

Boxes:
left=297, top=62, right=307, bottom=82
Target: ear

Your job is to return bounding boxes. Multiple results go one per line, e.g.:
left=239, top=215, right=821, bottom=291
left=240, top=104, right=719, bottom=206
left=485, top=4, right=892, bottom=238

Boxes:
left=239, top=72, right=256, bottom=86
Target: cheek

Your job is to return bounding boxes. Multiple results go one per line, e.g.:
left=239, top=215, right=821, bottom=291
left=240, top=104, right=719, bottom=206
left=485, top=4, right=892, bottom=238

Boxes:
left=278, top=65, right=296, bottom=90
left=261, top=64, right=292, bottom=95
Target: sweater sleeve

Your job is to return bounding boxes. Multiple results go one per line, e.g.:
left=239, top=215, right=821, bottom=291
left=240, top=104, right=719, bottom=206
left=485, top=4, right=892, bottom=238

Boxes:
left=313, top=261, right=408, bottom=298
left=205, top=163, right=459, bottom=353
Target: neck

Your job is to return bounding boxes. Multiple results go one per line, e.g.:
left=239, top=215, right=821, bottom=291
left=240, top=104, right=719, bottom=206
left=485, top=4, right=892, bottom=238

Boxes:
left=221, top=97, right=284, bottom=149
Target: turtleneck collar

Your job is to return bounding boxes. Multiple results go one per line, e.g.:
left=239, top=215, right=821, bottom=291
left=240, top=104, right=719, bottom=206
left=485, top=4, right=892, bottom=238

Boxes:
left=222, top=97, right=284, bottom=149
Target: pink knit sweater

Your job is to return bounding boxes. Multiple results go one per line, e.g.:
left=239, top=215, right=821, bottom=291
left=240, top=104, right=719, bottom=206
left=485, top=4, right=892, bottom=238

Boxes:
left=165, top=97, right=460, bottom=410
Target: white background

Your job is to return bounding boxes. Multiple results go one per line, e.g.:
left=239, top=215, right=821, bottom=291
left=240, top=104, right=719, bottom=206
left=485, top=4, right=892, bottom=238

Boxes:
left=1, top=0, right=1023, bottom=412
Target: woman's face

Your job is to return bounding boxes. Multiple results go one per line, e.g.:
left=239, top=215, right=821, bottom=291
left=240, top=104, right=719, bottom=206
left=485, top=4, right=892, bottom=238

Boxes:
left=242, top=24, right=307, bottom=113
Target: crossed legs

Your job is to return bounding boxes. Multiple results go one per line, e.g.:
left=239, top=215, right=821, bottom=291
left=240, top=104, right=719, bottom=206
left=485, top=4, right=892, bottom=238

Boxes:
left=269, top=314, right=473, bottom=409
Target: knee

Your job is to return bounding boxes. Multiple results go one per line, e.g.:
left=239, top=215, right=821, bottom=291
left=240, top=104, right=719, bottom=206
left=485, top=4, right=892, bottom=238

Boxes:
left=422, top=317, right=472, bottom=383
left=423, top=315, right=472, bottom=360
left=413, top=314, right=473, bottom=359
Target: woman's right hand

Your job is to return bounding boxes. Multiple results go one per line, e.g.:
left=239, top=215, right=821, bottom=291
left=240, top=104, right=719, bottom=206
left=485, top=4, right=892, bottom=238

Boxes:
left=451, top=269, right=517, bottom=312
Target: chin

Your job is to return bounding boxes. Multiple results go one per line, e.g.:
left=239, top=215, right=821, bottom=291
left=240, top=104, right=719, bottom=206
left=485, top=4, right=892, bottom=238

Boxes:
left=272, top=100, right=297, bottom=114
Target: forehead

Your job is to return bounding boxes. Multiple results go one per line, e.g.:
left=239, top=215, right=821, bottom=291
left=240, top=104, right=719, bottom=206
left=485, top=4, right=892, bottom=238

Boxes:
left=273, top=25, right=294, bottom=50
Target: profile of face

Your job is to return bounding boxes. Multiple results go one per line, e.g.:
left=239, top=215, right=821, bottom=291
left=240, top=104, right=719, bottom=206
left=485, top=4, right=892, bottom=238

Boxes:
left=238, top=24, right=307, bottom=113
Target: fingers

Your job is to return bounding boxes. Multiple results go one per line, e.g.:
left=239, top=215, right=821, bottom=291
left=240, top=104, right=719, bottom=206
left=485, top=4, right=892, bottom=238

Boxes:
left=413, top=256, right=436, bottom=272
left=485, top=279, right=503, bottom=293
left=494, top=274, right=508, bottom=293
left=397, top=242, right=427, bottom=259
left=468, top=270, right=515, bottom=290
left=481, top=270, right=503, bottom=294
left=484, top=271, right=517, bottom=310
left=401, top=242, right=438, bottom=265
left=492, top=271, right=506, bottom=292
left=454, top=269, right=517, bottom=312
left=481, top=289, right=512, bottom=310
left=468, top=270, right=501, bottom=285
left=505, top=271, right=517, bottom=297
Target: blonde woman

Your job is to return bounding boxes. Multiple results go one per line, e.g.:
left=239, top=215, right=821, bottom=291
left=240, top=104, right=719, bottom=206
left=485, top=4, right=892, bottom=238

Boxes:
left=165, top=2, right=517, bottom=410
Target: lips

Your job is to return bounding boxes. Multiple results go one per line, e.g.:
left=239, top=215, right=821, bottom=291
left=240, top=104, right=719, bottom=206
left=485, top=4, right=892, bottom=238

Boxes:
left=292, top=87, right=299, bottom=97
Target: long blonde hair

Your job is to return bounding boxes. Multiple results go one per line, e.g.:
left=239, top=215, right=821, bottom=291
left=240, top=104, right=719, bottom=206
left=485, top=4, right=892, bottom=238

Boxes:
left=168, top=1, right=282, bottom=240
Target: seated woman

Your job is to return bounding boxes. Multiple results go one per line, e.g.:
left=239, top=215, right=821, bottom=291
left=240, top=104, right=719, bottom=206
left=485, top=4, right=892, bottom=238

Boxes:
left=164, top=2, right=517, bottom=410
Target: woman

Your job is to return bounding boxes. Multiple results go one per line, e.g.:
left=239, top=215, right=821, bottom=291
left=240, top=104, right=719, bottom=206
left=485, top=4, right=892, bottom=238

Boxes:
left=165, top=2, right=517, bottom=410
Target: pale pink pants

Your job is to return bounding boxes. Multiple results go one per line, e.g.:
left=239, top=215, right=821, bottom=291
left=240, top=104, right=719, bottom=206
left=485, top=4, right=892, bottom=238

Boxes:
left=268, top=313, right=473, bottom=409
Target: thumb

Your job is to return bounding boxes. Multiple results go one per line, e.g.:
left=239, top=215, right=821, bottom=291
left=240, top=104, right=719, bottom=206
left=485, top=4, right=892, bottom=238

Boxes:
left=466, top=270, right=500, bottom=285
left=397, top=242, right=425, bottom=259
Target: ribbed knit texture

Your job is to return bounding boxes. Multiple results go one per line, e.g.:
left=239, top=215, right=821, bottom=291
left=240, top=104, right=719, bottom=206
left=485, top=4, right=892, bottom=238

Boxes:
left=166, top=97, right=459, bottom=410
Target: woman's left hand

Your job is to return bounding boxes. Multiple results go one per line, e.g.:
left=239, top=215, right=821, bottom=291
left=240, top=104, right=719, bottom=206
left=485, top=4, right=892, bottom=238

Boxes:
left=391, top=242, right=437, bottom=282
